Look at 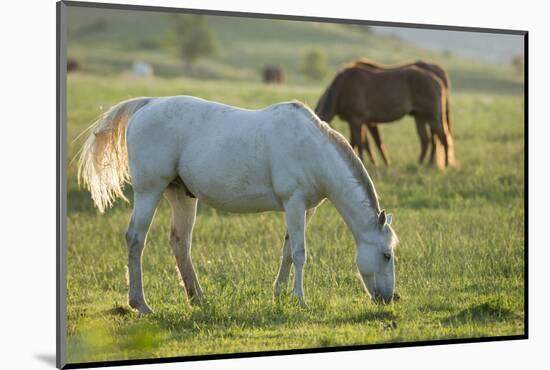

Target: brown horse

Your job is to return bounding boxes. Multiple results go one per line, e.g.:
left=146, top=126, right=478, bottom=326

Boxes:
left=353, top=59, right=452, bottom=165
left=315, top=63, right=455, bottom=167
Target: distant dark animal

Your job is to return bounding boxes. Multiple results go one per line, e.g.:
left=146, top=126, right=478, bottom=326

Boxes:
left=263, top=65, right=285, bottom=84
left=67, top=59, right=80, bottom=73
left=352, top=59, right=453, bottom=166
left=315, top=63, right=455, bottom=167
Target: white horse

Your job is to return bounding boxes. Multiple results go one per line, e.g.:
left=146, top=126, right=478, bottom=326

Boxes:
left=78, top=96, right=399, bottom=314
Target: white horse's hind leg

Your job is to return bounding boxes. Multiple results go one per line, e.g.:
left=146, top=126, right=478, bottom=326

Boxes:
left=126, top=190, right=164, bottom=314
left=273, top=208, right=316, bottom=300
left=164, top=186, right=203, bottom=305
left=273, top=232, right=292, bottom=299
left=283, top=194, right=307, bottom=306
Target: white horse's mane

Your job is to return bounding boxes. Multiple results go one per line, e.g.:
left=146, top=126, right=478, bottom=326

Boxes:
left=288, top=101, right=381, bottom=212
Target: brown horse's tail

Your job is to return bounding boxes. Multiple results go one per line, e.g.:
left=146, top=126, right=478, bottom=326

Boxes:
left=440, top=70, right=452, bottom=137
left=314, top=75, right=339, bottom=124
left=416, top=61, right=453, bottom=136
left=441, top=71, right=453, bottom=137
left=446, top=93, right=453, bottom=136
left=441, top=89, right=456, bottom=166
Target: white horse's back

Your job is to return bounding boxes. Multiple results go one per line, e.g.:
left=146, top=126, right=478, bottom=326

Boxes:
left=127, top=96, right=328, bottom=212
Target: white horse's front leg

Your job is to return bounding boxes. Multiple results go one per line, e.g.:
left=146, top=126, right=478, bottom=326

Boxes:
left=273, top=208, right=317, bottom=300
left=283, top=194, right=307, bottom=306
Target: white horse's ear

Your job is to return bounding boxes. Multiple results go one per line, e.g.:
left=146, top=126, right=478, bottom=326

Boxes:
left=386, top=213, right=393, bottom=226
left=378, top=209, right=386, bottom=227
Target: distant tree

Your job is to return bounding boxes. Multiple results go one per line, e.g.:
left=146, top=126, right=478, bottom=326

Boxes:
left=511, top=55, right=524, bottom=74
left=301, top=49, right=328, bottom=81
left=172, top=15, right=219, bottom=69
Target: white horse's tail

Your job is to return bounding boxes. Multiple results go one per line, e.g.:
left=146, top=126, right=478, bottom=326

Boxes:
left=77, top=97, right=153, bottom=213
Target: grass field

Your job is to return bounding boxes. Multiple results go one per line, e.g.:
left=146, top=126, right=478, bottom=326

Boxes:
left=65, top=72, right=525, bottom=364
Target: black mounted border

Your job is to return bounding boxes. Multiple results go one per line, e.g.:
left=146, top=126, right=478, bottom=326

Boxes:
left=57, top=1, right=68, bottom=368
left=56, top=1, right=528, bottom=369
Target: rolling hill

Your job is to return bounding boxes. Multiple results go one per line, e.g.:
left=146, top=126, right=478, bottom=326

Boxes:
left=66, top=5, right=524, bottom=95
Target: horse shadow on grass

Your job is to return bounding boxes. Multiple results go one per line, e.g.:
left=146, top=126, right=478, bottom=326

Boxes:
left=103, top=298, right=400, bottom=345
left=70, top=301, right=399, bottom=362
left=325, top=309, right=397, bottom=326
left=440, top=300, right=519, bottom=326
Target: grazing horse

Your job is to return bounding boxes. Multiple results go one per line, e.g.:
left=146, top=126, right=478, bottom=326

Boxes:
left=315, top=64, right=455, bottom=167
left=352, top=59, right=453, bottom=166
left=78, top=96, right=399, bottom=314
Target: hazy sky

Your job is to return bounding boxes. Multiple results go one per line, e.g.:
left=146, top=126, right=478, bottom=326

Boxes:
left=372, top=26, right=524, bottom=64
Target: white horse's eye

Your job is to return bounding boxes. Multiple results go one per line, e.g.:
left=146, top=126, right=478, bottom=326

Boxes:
left=383, top=252, right=392, bottom=261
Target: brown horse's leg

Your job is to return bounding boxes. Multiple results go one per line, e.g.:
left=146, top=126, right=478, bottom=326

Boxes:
left=367, top=125, right=390, bottom=166
left=349, top=121, right=361, bottom=160
left=431, top=120, right=449, bottom=168
left=350, top=120, right=373, bottom=165
left=428, top=126, right=437, bottom=164
left=414, top=117, right=429, bottom=164
left=361, top=124, right=377, bottom=165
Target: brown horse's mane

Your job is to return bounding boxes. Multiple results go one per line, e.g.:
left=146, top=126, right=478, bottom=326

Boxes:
left=290, top=101, right=381, bottom=212
left=351, top=58, right=448, bottom=86
left=348, top=58, right=415, bottom=69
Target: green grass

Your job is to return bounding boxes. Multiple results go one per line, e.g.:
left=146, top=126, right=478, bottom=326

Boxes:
left=65, top=74, right=524, bottom=364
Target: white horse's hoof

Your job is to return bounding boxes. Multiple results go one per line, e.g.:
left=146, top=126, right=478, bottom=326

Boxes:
left=129, top=300, right=153, bottom=314
left=273, top=285, right=285, bottom=300
left=136, top=305, right=153, bottom=315
left=189, top=295, right=204, bottom=306
left=290, top=292, right=308, bottom=307
left=272, top=291, right=284, bottom=304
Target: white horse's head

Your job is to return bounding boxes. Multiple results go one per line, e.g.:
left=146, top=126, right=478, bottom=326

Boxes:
left=356, top=209, right=399, bottom=303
